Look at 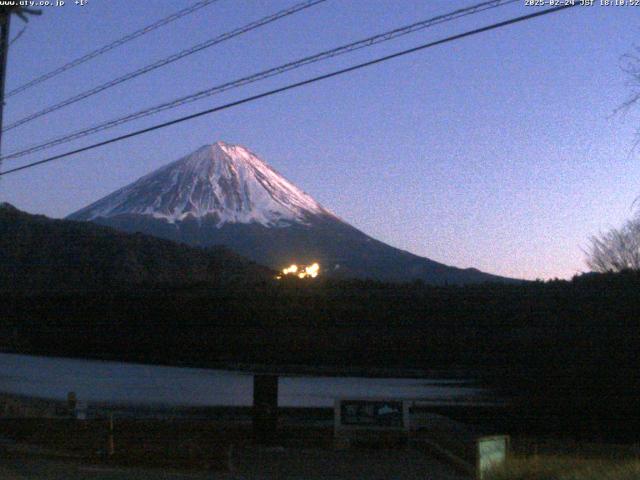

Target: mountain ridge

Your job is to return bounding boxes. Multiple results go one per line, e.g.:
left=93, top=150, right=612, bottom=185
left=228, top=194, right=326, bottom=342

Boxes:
left=0, top=203, right=273, bottom=292
left=68, top=141, right=515, bottom=285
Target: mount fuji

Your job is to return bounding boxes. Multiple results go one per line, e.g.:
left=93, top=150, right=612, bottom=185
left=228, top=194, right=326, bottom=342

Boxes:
left=68, top=141, right=510, bottom=284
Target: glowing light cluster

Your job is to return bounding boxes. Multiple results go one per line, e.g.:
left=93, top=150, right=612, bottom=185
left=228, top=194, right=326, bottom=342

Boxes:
left=277, top=262, right=320, bottom=279
left=282, top=264, right=299, bottom=275
left=302, top=262, right=320, bottom=278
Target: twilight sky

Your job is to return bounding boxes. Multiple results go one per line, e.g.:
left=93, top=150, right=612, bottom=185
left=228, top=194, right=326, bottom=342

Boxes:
left=1, top=0, right=639, bottom=280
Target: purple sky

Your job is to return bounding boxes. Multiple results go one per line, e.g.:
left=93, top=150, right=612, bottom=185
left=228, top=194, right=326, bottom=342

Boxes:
left=1, top=0, right=639, bottom=280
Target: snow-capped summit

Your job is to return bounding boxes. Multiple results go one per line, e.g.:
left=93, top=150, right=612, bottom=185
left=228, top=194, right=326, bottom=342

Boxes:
left=69, top=141, right=513, bottom=285
left=70, top=141, right=332, bottom=227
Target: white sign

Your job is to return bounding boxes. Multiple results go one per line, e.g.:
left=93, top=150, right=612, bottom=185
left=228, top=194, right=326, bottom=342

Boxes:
left=477, top=435, right=509, bottom=479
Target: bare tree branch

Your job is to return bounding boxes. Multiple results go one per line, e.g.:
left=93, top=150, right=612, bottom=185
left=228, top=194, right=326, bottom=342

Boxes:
left=586, top=217, right=640, bottom=272
left=617, top=45, right=640, bottom=115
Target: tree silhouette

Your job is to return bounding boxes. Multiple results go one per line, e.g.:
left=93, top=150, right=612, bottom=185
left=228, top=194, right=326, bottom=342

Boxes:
left=586, top=217, right=640, bottom=272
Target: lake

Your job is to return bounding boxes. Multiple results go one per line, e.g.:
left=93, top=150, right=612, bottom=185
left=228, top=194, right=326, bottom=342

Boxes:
left=0, top=353, right=483, bottom=408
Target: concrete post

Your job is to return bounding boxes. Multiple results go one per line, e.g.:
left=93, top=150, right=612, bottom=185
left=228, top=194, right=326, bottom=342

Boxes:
left=252, top=374, right=278, bottom=444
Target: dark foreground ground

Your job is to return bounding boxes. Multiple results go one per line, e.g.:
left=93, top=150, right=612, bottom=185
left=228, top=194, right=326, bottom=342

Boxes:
left=0, top=447, right=468, bottom=480
left=4, top=422, right=640, bottom=480
left=0, top=417, right=467, bottom=480
left=3, top=414, right=640, bottom=480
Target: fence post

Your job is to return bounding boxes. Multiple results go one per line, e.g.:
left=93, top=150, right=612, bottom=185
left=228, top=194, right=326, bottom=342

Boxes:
left=107, top=413, right=115, bottom=456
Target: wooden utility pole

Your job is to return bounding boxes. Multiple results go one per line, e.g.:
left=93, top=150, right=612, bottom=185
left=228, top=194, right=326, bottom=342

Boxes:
left=0, top=8, right=11, bottom=159
left=0, top=6, right=40, bottom=164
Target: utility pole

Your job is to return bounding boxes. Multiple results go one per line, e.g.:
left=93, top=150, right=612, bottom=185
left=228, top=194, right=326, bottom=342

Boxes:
left=0, top=6, right=40, bottom=168
left=0, top=8, right=11, bottom=160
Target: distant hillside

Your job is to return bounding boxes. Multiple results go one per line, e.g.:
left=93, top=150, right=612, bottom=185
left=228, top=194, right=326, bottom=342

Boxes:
left=0, top=203, right=273, bottom=292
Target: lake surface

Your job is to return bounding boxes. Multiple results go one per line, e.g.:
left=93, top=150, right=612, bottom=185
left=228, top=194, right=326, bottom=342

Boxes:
left=0, top=353, right=482, bottom=408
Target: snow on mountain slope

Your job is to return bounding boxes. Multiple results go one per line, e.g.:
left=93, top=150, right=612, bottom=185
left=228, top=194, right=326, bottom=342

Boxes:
left=68, top=140, right=516, bottom=284
left=70, top=141, right=332, bottom=227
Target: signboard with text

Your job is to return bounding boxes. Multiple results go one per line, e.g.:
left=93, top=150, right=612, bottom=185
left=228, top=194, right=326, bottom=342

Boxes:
left=334, top=398, right=409, bottom=432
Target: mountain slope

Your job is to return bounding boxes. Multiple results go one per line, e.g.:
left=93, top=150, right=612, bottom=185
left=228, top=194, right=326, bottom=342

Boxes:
left=70, top=142, right=332, bottom=226
left=69, top=141, right=513, bottom=285
left=0, top=203, right=272, bottom=292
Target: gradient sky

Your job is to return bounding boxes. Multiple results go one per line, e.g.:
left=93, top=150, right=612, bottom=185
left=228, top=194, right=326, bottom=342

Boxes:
left=0, top=0, right=639, bottom=280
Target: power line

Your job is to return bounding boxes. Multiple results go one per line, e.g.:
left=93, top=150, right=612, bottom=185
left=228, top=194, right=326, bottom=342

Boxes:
left=1, top=0, right=518, bottom=162
left=0, top=5, right=40, bottom=180
left=4, top=0, right=221, bottom=99
left=2, top=0, right=326, bottom=133
left=9, top=24, right=27, bottom=46
left=0, top=4, right=577, bottom=178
